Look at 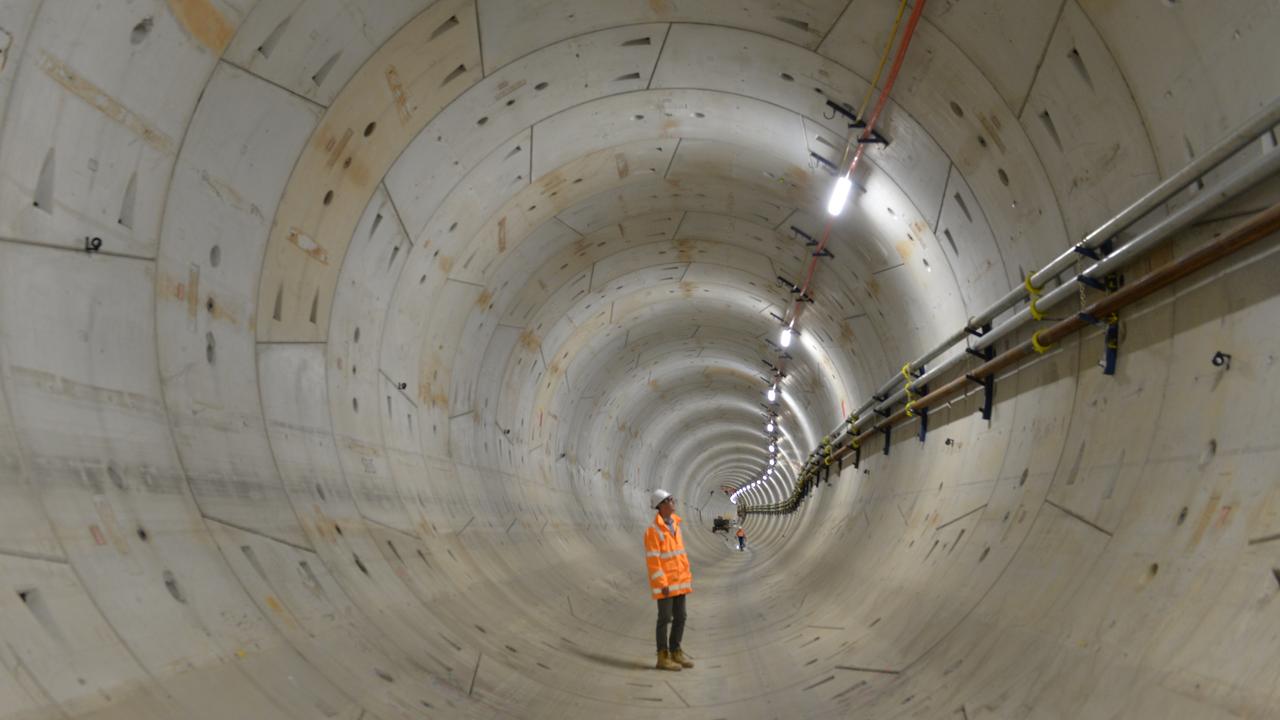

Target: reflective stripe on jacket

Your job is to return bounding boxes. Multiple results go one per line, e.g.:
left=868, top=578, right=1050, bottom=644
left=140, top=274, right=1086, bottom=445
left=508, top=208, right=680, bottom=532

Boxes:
left=645, top=512, right=692, bottom=598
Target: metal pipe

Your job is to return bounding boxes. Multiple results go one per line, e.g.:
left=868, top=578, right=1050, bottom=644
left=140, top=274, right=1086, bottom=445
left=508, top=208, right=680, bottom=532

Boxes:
left=973, top=140, right=1280, bottom=351
left=750, top=201, right=1280, bottom=513
left=864, top=96, right=1280, bottom=402
left=856, top=139, right=1280, bottom=430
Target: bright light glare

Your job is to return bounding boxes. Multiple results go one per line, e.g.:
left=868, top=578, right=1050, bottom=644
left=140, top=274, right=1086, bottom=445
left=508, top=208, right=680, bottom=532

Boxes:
left=769, top=457, right=776, bottom=466
left=780, top=326, right=793, bottom=348
left=827, top=175, right=853, bottom=216
left=768, top=443, right=777, bottom=452
left=765, top=421, right=775, bottom=433
left=766, top=387, right=777, bottom=403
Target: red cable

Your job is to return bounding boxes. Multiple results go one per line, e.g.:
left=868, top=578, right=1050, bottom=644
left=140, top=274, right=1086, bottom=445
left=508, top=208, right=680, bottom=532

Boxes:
left=783, top=0, right=929, bottom=344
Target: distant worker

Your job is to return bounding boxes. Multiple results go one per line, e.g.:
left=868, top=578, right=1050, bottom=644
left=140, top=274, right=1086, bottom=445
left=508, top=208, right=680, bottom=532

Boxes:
left=736, top=525, right=746, bottom=551
left=645, top=489, right=694, bottom=671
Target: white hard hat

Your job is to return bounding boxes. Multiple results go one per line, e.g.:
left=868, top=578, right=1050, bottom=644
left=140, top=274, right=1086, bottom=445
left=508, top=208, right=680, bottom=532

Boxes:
left=650, top=489, right=673, bottom=509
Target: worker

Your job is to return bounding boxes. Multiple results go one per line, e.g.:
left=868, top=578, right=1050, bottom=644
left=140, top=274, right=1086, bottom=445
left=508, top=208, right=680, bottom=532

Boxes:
left=645, top=489, right=694, bottom=671
left=736, top=525, right=746, bottom=551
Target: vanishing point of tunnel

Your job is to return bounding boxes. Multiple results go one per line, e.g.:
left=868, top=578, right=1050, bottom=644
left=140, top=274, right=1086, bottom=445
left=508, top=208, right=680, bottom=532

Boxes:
left=1, top=1, right=1279, bottom=718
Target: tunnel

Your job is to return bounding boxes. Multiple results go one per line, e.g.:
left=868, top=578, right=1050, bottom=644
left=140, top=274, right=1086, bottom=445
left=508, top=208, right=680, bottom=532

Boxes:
left=1, top=0, right=1279, bottom=717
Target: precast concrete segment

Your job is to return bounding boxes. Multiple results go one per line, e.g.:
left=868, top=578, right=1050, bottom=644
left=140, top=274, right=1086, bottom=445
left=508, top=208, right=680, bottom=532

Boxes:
left=0, top=1, right=1277, bottom=719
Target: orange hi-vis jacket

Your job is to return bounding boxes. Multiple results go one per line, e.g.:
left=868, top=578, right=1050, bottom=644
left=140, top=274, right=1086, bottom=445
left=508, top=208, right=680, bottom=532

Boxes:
left=736, top=528, right=745, bottom=538
left=645, top=512, right=692, bottom=599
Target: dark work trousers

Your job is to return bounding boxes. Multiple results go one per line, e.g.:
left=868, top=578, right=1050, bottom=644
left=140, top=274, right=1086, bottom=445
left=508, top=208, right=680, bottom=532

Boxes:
left=656, top=594, right=687, bottom=653
left=738, top=536, right=745, bottom=550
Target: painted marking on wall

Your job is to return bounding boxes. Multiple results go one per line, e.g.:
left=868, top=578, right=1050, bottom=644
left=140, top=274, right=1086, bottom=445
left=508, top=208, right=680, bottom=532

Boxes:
left=37, top=53, right=175, bottom=155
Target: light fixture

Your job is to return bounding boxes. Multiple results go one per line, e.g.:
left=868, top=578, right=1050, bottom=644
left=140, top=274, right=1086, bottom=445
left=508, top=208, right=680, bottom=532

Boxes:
left=766, top=386, right=777, bottom=403
left=768, top=443, right=777, bottom=452
left=780, top=326, right=794, bottom=348
left=769, top=457, right=776, bottom=466
left=827, top=174, right=853, bottom=216
left=765, top=421, right=775, bottom=433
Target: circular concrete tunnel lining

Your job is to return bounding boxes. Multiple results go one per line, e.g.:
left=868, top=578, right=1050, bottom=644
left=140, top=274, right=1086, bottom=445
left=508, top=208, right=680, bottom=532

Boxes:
left=0, top=1, right=1279, bottom=718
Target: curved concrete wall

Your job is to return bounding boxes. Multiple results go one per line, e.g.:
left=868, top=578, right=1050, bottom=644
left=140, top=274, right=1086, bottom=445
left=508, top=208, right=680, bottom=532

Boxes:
left=0, top=1, right=1277, bottom=717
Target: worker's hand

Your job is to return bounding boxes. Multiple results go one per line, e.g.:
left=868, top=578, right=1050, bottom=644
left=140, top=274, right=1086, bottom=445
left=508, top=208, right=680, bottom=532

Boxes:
left=662, top=586, right=670, bottom=597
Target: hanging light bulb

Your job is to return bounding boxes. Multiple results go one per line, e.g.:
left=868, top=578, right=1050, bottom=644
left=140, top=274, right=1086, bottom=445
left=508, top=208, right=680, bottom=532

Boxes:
left=768, top=443, right=777, bottom=453
left=766, top=386, right=777, bottom=403
left=765, top=421, right=775, bottom=433
left=769, top=457, right=777, bottom=466
left=780, top=326, right=794, bottom=348
left=827, top=174, right=853, bottom=216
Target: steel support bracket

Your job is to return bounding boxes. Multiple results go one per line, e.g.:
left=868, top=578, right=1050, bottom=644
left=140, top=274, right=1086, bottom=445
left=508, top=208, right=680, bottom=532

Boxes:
left=1102, top=314, right=1119, bottom=375
left=916, top=388, right=929, bottom=443
left=882, top=425, right=892, bottom=456
left=791, top=225, right=818, bottom=246
left=809, top=151, right=837, bottom=173
left=857, top=129, right=890, bottom=147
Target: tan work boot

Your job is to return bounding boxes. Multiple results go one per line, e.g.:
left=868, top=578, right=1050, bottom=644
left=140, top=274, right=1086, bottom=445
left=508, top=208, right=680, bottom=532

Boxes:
left=655, top=650, right=682, bottom=671
left=671, top=649, right=694, bottom=668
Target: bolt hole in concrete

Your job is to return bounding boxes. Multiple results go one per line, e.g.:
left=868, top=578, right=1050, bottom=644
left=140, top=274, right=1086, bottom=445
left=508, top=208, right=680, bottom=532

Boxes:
left=477, top=116, right=489, bottom=126
left=354, top=554, right=369, bottom=575
left=1200, top=439, right=1217, bottom=466
left=354, top=326, right=360, bottom=343
left=950, top=100, right=964, bottom=117
left=137, top=526, right=149, bottom=541
left=780, top=72, right=794, bottom=81
left=107, top=464, right=126, bottom=490
left=998, top=168, right=1010, bottom=186
left=364, top=121, right=376, bottom=137
left=206, top=332, right=215, bottom=364
left=163, top=570, right=186, bottom=603
left=209, top=244, right=220, bottom=267
left=1177, top=506, right=1188, bottom=525
left=1148, top=563, right=1159, bottom=578
left=535, top=81, right=549, bottom=90
left=323, top=189, right=334, bottom=205
left=352, top=397, right=358, bottom=413
left=130, top=17, right=152, bottom=45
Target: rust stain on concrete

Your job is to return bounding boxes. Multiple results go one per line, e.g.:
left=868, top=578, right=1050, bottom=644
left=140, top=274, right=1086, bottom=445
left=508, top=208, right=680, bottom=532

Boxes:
left=895, top=240, right=913, bottom=262
left=1188, top=491, right=1222, bottom=549
left=438, top=256, right=454, bottom=273
left=386, top=65, right=412, bottom=124
left=679, top=281, right=695, bottom=298
left=494, top=78, right=526, bottom=101
left=615, top=153, right=630, bottom=179
left=498, top=217, right=508, bottom=253
left=187, top=265, right=200, bottom=321
left=648, top=0, right=671, bottom=16
left=325, top=128, right=354, bottom=170
left=38, top=52, right=176, bottom=155
left=476, top=289, right=494, bottom=307
left=265, top=595, right=284, bottom=613
left=978, top=113, right=1007, bottom=154
left=165, top=0, right=235, bottom=53
left=94, top=496, right=130, bottom=555
left=287, top=227, right=329, bottom=264
left=519, top=329, right=541, bottom=352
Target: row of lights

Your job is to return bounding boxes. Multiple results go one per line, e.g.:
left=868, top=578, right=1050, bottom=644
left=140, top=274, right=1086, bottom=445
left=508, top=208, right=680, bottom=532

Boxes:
left=740, top=175, right=850, bottom=505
